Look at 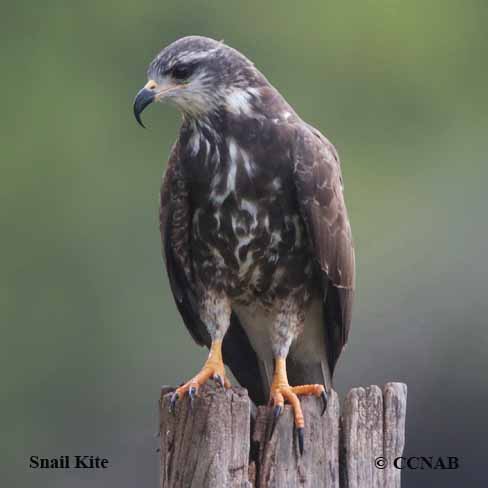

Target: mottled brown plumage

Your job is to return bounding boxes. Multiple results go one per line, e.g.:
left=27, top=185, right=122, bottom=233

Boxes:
left=135, top=36, right=355, bottom=418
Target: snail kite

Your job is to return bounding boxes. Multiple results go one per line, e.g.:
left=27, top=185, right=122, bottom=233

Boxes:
left=133, top=36, right=355, bottom=453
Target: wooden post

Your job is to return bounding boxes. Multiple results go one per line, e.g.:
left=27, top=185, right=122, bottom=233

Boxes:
left=159, top=385, right=252, bottom=487
left=159, top=382, right=407, bottom=488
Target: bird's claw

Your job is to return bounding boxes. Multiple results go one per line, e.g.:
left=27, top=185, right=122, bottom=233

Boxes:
left=213, top=374, right=224, bottom=388
left=168, top=345, right=229, bottom=415
left=169, top=391, right=179, bottom=414
left=273, top=404, right=283, bottom=418
left=268, top=380, right=328, bottom=456
left=320, top=390, right=328, bottom=416
left=270, top=404, right=283, bottom=437
left=297, top=427, right=304, bottom=456
left=189, top=386, right=197, bottom=411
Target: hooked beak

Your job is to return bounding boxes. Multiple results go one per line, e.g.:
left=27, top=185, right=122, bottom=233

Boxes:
left=133, top=80, right=157, bottom=128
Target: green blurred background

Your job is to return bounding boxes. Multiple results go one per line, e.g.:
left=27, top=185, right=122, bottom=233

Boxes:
left=2, top=1, right=487, bottom=486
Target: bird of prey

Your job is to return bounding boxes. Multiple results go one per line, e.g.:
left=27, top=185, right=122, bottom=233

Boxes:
left=133, top=36, right=355, bottom=452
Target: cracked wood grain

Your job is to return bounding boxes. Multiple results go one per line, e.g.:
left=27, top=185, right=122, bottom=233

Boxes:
left=159, top=382, right=406, bottom=488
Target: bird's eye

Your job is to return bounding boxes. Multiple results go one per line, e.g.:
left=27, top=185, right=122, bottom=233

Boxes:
left=171, top=64, right=193, bottom=81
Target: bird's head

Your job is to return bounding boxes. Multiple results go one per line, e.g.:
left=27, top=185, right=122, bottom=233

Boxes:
left=133, top=36, right=265, bottom=127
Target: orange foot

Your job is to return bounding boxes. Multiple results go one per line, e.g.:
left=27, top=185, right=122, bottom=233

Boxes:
left=269, top=358, right=328, bottom=455
left=169, top=340, right=230, bottom=412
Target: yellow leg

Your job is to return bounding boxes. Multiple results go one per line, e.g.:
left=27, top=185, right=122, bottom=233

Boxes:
left=269, top=357, right=327, bottom=454
left=170, top=340, right=230, bottom=411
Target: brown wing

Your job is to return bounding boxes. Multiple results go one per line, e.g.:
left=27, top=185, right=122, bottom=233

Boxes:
left=160, top=142, right=208, bottom=346
left=293, top=125, right=355, bottom=375
left=160, top=142, right=266, bottom=403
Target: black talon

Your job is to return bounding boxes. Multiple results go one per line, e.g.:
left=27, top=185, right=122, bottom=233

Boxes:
left=320, top=390, right=328, bottom=416
left=273, top=404, right=283, bottom=418
left=213, top=374, right=224, bottom=388
left=155, top=447, right=160, bottom=453
left=169, top=392, right=179, bottom=414
left=189, top=386, right=197, bottom=410
left=297, top=427, right=304, bottom=456
left=270, top=405, right=283, bottom=437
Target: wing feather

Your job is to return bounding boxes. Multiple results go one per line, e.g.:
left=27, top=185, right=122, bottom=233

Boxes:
left=293, top=126, right=355, bottom=375
left=160, top=143, right=208, bottom=346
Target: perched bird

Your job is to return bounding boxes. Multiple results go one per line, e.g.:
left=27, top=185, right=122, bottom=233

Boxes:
left=134, top=36, right=355, bottom=453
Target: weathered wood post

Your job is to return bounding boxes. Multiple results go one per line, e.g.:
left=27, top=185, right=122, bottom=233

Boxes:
left=159, top=382, right=407, bottom=488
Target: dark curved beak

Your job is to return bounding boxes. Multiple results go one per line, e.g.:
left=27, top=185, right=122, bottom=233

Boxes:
left=133, top=87, right=155, bottom=128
